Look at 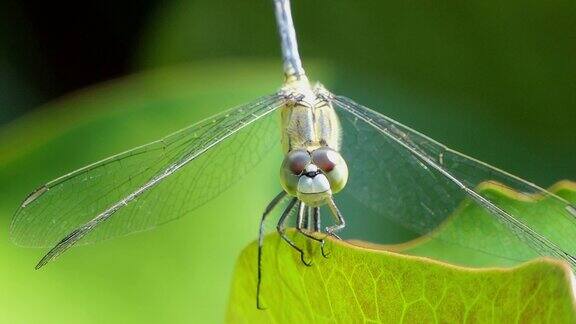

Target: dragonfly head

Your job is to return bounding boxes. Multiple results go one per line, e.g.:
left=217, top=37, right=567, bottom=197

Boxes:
left=280, top=147, right=348, bottom=206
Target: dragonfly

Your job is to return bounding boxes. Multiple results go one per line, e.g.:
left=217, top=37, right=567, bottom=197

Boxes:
left=10, top=0, right=576, bottom=310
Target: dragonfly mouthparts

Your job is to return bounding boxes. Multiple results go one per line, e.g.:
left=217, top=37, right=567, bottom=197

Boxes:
left=303, top=166, right=321, bottom=178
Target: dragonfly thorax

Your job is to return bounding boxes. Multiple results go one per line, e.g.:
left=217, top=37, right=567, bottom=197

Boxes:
left=280, top=80, right=341, bottom=153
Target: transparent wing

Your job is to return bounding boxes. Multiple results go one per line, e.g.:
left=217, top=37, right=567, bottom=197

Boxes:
left=11, top=93, right=285, bottom=266
left=329, top=93, right=576, bottom=268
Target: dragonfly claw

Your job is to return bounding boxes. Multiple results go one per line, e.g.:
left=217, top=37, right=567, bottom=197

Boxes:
left=256, top=301, right=267, bottom=311
left=320, top=240, right=331, bottom=258
left=300, top=251, right=313, bottom=266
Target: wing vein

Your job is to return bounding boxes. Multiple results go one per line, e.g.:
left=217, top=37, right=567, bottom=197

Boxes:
left=22, top=93, right=285, bottom=268
left=331, top=93, right=576, bottom=267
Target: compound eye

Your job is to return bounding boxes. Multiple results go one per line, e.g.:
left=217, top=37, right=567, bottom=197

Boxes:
left=286, top=149, right=311, bottom=175
left=311, top=147, right=340, bottom=172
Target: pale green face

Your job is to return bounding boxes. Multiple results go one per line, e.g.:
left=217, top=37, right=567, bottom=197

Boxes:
left=280, top=147, right=348, bottom=199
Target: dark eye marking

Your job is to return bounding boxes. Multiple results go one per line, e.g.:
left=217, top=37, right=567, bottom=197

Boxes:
left=287, top=150, right=311, bottom=175
left=312, top=147, right=338, bottom=172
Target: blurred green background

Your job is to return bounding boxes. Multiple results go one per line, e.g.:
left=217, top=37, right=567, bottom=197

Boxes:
left=0, top=0, right=575, bottom=323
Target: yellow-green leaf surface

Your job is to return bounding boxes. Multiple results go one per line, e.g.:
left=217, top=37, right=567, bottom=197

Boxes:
left=227, top=182, right=576, bottom=323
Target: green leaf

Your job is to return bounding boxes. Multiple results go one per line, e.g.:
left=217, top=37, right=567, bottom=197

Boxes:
left=227, top=182, right=576, bottom=323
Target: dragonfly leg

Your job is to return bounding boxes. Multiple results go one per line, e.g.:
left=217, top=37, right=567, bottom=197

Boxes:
left=326, top=197, right=346, bottom=240
left=296, top=202, right=329, bottom=258
left=313, top=207, right=331, bottom=257
left=278, top=198, right=313, bottom=267
left=257, top=191, right=287, bottom=310
left=311, top=207, right=320, bottom=232
left=301, top=202, right=310, bottom=230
